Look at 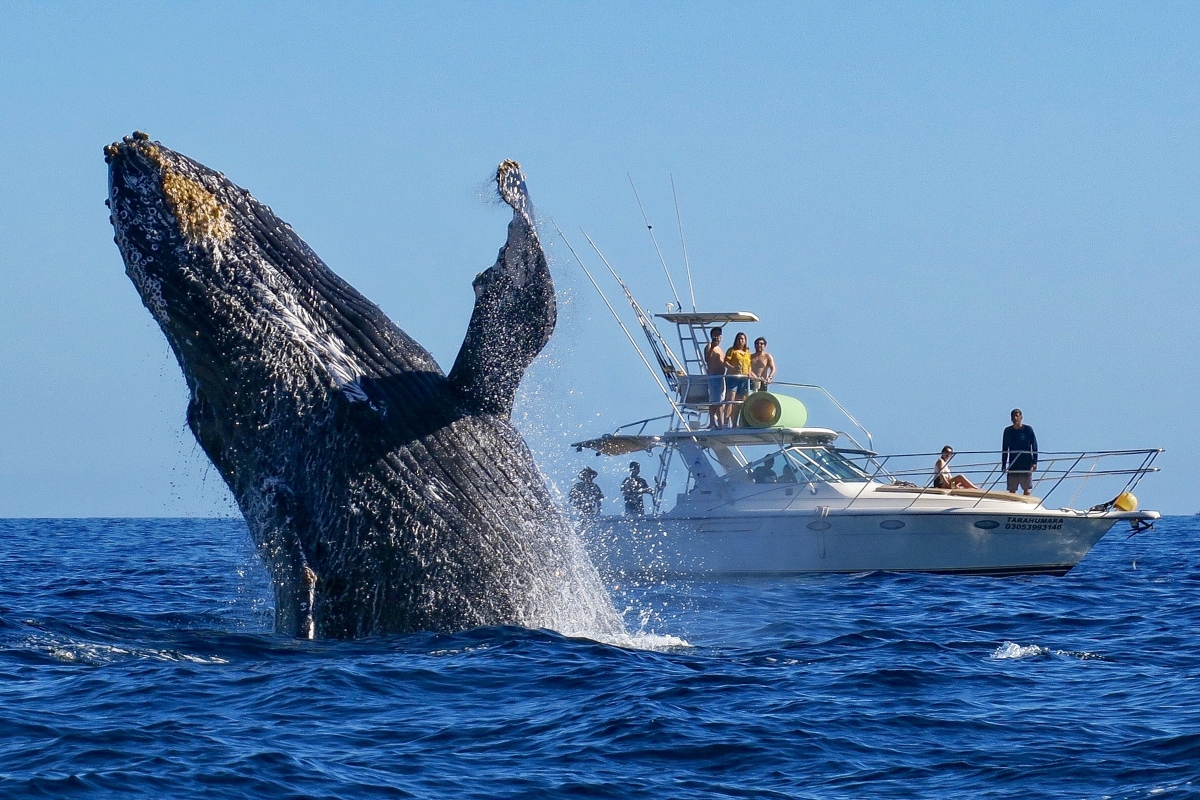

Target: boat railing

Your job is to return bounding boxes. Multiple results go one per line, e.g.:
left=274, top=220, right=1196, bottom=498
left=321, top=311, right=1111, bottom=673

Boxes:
left=670, top=375, right=874, bottom=450
left=770, top=381, right=874, bottom=453
left=612, top=414, right=675, bottom=438
left=839, top=448, right=1163, bottom=511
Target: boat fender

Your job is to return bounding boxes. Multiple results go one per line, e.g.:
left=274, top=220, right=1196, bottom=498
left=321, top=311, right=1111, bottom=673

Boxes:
left=1090, top=491, right=1139, bottom=513
left=740, top=391, right=808, bottom=428
left=1114, top=492, right=1138, bottom=512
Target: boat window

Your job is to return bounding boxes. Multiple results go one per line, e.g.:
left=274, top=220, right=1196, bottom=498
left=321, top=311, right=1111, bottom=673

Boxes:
left=782, top=447, right=870, bottom=483
left=720, top=449, right=789, bottom=484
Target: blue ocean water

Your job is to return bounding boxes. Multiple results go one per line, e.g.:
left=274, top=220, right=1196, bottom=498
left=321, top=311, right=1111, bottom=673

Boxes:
left=0, top=517, right=1197, bottom=799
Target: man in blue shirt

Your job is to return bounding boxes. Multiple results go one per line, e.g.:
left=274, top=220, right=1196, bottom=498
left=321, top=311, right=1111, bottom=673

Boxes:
left=1001, top=408, right=1038, bottom=495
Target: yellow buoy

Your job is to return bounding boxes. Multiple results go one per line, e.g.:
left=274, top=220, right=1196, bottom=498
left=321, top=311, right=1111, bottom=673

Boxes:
left=1114, top=492, right=1138, bottom=512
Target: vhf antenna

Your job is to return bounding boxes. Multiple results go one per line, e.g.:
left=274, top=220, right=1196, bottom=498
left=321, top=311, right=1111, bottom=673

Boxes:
left=671, top=174, right=698, bottom=312
left=628, top=174, right=684, bottom=311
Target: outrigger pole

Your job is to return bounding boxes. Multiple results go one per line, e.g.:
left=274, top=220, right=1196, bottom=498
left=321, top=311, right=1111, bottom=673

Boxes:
left=578, top=230, right=688, bottom=389
left=552, top=224, right=688, bottom=426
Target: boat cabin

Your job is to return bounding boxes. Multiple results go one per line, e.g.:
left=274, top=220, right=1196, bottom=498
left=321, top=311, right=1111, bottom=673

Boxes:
left=572, top=425, right=881, bottom=512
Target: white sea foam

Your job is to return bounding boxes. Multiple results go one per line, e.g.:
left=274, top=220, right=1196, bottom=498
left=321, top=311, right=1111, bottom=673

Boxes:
left=30, top=636, right=229, bottom=666
left=590, top=631, right=691, bottom=651
left=992, top=641, right=1049, bottom=659
left=991, top=641, right=1104, bottom=661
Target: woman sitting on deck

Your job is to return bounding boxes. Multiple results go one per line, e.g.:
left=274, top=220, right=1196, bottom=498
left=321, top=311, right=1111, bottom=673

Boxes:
left=933, top=446, right=978, bottom=490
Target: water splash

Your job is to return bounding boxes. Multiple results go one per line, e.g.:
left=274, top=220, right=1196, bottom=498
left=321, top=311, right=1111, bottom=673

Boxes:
left=992, top=641, right=1050, bottom=659
left=991, top=641, right=1105, bottom=661
left=512, top=239, right=699, bottom=648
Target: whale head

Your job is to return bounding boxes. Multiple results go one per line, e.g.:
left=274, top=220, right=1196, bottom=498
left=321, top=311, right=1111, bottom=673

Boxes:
left=105, top=133, right=441, bottom=424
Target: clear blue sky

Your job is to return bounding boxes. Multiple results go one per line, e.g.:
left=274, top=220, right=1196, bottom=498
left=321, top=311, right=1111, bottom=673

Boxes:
left=1, top=2, right=1197, bottom=516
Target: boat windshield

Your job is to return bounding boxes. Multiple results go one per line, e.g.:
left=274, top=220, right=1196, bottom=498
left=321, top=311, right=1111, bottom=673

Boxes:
left=781, top=446, right=871, bottom=483
left=725, top=445, right=872, bottom=485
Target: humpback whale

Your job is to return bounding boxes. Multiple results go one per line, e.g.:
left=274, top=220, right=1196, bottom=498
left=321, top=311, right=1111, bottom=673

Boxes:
left=104, top=132, right=621, bottom=639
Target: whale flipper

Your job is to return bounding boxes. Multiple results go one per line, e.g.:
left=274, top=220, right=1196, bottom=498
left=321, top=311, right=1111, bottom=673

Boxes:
left=448, top=160, right=555, bottom=417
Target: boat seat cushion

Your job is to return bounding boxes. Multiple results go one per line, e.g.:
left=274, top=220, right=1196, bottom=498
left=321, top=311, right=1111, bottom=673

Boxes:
left=875, top=485, right=1042, bottom=505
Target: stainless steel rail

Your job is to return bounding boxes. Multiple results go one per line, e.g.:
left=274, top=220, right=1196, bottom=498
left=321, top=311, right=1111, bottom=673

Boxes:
left=839, top=448, right=1163, bottom=511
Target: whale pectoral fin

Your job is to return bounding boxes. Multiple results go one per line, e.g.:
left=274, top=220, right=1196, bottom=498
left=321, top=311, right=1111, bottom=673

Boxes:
left=447, top=160, right=555, bottom=417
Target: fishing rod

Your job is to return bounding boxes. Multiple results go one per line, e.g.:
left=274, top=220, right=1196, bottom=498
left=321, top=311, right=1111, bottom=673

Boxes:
left=578, top=229, right=686, bottom=387
left=628, top=174, right=684, bottom=312
left=552, top=223, right=687, bottom=426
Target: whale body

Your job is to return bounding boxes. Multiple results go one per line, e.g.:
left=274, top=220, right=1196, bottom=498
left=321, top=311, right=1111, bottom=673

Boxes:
left=104, top=133, right=620, bottom=639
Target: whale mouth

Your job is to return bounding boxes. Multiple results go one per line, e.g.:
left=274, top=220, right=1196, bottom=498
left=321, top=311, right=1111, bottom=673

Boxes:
left=105, top=133, right=260, bottom=403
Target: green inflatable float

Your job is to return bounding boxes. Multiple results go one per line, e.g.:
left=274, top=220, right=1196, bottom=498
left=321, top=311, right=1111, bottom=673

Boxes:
left=739, top=391, right=808, bottom=428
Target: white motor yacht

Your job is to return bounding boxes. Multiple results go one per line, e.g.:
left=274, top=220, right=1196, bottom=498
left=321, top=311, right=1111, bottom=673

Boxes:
left=571, top=311, right=1161, bottom=577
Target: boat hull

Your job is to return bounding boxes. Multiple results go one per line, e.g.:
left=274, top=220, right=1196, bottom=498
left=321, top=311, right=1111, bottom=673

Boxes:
left=583, top=512, right=1126, bottom=577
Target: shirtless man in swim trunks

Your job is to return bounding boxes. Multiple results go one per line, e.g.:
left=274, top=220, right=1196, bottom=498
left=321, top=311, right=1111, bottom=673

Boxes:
left=750, top=337, right=776, bottom=391
left=704, top=327, right=726, bottom=428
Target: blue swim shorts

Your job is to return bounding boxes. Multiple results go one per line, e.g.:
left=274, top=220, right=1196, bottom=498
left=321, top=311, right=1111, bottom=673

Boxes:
left=708, top=375, right=726, bottom=403
left=727, top=376, right=751, bottom=396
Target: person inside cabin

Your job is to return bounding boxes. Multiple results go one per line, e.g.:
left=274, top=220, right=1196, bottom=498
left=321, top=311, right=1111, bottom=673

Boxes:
left=621, top=461, right=655, bottom=516
left=723, top=331, right=752, bottom=426
left=780, top=461, right=798, bottom=483
left=704, top=327, right=727, bottom=429
left=933, top=446, right=978, bottom=490
left=752, top=455, right=779, bottom=484
left=750, top=337, right=776, bottom=391
left=569, top=467, right=604, bottom=516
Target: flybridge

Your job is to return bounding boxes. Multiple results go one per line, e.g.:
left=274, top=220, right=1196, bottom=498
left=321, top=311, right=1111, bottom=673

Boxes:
left=656, top=311, right=759, bottom=382
left=573, top=426, right=841, bottom=457
left=657, top=312, right=760, bottom=323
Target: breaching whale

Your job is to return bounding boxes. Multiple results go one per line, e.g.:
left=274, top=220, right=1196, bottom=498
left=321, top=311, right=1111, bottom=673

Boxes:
left=104, top=132, right=621, bottom=639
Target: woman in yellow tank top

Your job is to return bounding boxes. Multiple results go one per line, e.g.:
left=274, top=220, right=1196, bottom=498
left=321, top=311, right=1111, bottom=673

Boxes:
left=723, top=332, right=752, bottom=427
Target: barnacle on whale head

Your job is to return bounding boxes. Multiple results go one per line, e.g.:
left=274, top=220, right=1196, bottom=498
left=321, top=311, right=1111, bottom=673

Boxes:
left=106, top=132, right=233, bottom=246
